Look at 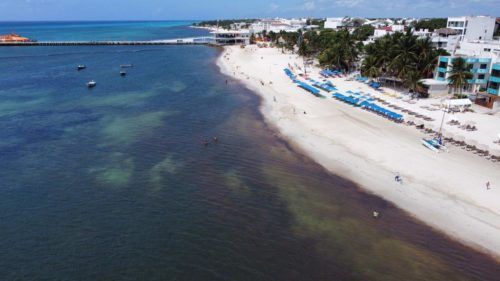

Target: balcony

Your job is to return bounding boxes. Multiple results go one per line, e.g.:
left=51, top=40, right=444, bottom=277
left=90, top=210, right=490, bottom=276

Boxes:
left=493, top=64, right=500, bottom=71
left=468, top=79, right=487, bottom=84
left=490, top=76, right=500, bottom=83
left=438, top=67, right=447, bottom=73
left=439, top=57, right=449, bottom=62
left=487, top=88, right=499, bottom=95
left=470, top=68, right=488, bottom=74
left=478, top=58, right=491, bottom=64
left=466, top=58, right=479, bottom=63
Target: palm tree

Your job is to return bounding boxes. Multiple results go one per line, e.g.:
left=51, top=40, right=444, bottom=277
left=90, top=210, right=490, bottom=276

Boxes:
left=448, top=57, right=473, bottom=98
left=390, top=30, right=418, bottom=79
left=415, top=37, right=435, bottom=77
left=404, top=70, right=424, bottom=96
left=361, top=56, right=380, bottom=78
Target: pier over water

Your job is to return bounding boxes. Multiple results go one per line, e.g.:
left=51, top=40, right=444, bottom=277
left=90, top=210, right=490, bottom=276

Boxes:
left=0, top=37, right=216, bottom=47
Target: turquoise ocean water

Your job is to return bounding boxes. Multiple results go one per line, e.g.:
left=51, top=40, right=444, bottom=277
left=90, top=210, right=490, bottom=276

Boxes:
left=0, top=22, right=499, bottom=280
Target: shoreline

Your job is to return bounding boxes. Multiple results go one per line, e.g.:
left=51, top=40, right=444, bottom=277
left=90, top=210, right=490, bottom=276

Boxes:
left=216, top=45, right=500, bottom=261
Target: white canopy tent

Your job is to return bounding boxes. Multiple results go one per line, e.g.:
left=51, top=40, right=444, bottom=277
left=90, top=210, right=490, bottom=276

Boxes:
left=442, top=99, right=473, bottom=109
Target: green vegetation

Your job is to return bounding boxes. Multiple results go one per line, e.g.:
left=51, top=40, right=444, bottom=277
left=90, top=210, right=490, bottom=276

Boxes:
left=193, top=19, right=257, bottom=29
left=260, top=24, right=452, bottom=95
left=266, top=29, right=362, bottom=72
left=352, top=24, right=375, bottom=41
left=411, top=18, right=447, bottom=31
left=362, top=30, right=450, bottom=94
left=447, top=57, right=473, bottom=98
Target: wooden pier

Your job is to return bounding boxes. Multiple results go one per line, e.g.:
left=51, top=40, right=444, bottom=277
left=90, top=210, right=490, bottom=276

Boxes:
left=0, top=37, right=216, bottom=47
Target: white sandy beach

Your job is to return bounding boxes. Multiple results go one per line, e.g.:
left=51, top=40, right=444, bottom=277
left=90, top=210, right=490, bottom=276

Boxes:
left=217, top=45, right=500, bottom=260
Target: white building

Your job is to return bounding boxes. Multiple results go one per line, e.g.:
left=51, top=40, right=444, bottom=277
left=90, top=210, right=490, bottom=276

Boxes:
left=391, top=24, right=405, bottom=32
left=447, top=16, right=496, bottom=41
left=456, top=40, right=500, bottom=58
left=324, top=18, right=345, bottom=29
left=212, top=29, right=250, bottom=45
left=249, top=18, right=307, bottom=33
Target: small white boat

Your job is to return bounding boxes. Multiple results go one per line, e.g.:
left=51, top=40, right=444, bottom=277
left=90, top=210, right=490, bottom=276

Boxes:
left=87, top=80, right=97, bottom=88
left=120, top=71, right=127, bottom=76
left=120, top=64, right=133, bottom=68
left=77, top=65, right=86, bottom=70
left=421, top=138, right=447, bottom=153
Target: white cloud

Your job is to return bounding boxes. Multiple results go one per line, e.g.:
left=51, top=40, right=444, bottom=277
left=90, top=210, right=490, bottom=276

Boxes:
left=303, top=0, right=316, bottom=11
left=269, top=3, right=280, bottom=12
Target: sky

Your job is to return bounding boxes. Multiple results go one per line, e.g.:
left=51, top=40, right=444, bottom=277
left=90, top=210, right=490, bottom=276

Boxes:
left=0, top=0, right=498, bottom=21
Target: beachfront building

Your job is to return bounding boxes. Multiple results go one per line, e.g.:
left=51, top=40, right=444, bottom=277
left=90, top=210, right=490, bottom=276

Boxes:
left=422, top=16, right=498, bottom=54
left=212, top=29, right=250, bottom=45
left=447, top=16, right=496, bottom=42
left=477, top=63, right=500, bottom=109
left=456, top=40, right=500, bottom=57
left=428, top=28, right=461, bottom=53
left=435, top=55, right=492, bottom=92
left=433, top=55, right=500, bottom=109
left=0, top=33, right=31, bottom=43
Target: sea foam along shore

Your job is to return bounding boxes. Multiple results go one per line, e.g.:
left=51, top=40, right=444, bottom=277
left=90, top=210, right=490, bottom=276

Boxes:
left=217, top=45, right=500, bottom=260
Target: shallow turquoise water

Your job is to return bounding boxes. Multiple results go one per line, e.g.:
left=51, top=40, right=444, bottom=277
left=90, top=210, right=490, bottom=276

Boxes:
left=0, top=21, right=206, bottom=41
left=0, top=22, right=499, bottom=280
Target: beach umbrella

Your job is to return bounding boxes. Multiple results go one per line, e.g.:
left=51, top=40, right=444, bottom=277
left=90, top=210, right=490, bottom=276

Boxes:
left=465, top=139, right=478, bottom=150
left=491, top=148, right=500, bottom=158
left=477, top=144, right=489, bottom=154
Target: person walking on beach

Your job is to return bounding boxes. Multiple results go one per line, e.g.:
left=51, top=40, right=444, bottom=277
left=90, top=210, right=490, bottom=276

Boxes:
left=486, top=181, right=491, bottom=190
left=395, top=173, right=403, bottom=184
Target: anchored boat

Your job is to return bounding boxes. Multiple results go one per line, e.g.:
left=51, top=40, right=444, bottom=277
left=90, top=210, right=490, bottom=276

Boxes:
left=77, top=65, right=86, bottom=71
left=120, top=71, right=127, bottom=76
left=87, top=80, right=97, bottom=88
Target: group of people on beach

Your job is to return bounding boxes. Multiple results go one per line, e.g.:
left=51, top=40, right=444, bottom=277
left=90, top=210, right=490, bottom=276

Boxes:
left=394, top=173, right=493, bottom=190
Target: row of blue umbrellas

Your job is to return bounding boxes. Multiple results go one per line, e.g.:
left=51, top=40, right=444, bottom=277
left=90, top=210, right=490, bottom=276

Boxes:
left=333, top=93, right=403, bottom=121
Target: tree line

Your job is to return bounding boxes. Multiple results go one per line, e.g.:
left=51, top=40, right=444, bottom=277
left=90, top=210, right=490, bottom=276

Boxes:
left=262, top=26, right=463, bottom=96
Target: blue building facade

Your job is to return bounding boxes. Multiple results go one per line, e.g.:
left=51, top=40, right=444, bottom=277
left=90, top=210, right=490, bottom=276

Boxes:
left=487, top=63, right=500, bottom=96
left=435, top=56, right=492, bottom=93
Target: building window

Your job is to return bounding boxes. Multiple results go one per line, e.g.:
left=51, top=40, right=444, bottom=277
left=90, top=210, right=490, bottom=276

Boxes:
left=478, top=74, right=485, bottom=80
left=438, top=61, right=447, bottom=68
left=438, top=72, right=445, bottom=78
left=480, top=64, right=487, bottom=69
left=484, top=48, right=491, bottom=52
left=491, top=69, right=500, bottom=77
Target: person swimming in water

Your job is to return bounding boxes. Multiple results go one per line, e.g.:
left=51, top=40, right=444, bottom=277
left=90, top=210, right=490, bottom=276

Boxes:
left=213, top=136, right=218, bottom=143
